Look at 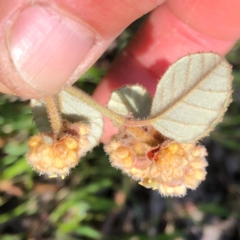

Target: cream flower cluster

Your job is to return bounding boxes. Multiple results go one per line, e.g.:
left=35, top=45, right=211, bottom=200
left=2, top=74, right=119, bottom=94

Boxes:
left=27, top=121, right=89, bottom=178
left=105, top=129, right=208, bottom=197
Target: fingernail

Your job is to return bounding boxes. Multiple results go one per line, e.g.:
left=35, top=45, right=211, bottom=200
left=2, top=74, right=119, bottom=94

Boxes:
left=8, top=5, right=94, bottom=95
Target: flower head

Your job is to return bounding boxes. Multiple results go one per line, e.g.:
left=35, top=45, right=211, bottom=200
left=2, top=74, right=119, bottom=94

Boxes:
left=27, top=121, right=89, bottom=178
left=105, top=127, right=208, bottom=197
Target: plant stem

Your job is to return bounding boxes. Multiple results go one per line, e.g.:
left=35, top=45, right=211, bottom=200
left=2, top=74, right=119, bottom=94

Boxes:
left=65, top=86, right=126, bottom=125
left=65, top=86, right=152, bottom=127
left=44, top=96, right=63, bottom=136
left=65, top=86, right=158, bottom=146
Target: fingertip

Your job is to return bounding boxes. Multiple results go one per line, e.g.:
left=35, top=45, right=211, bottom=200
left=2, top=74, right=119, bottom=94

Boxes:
left=7, top=4, right=95, bottom=98
left=100, top=116, right=119, bottom=144
left=0, top=0, right=163, bottom=98
left=0, top=82, right=13, bottom=95
left=167, top=0, right=240, bottom=41
left=93, top=80, right=119, bottom=143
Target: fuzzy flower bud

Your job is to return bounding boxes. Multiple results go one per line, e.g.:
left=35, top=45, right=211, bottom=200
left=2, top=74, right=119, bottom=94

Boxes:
left=27, top=121, right=89, bottom=178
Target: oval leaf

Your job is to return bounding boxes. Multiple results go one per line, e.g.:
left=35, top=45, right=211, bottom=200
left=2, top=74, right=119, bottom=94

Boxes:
left=108, top=85, right=152, bottom=118
left=150, top=53, right=232, bottom=142
left=58, top=88, right=103, bottom=154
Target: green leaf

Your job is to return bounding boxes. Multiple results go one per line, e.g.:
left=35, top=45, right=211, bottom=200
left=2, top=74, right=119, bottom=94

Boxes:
left=30, top=87, right=104, bottom=156
left=58, top=88, right=104, bottom=155
left=199, top=203, right=230, bottom=217
left=150, top=53, right=232, bottom=142
left=108, top=85, right=152, bottom=118
left=76, top=179, right=112, bottom=197
left=4, top=141, right=28, bottom=156
left=2, top=157, right=31, bottom=179
left=75, top=225, right=101, bottom=239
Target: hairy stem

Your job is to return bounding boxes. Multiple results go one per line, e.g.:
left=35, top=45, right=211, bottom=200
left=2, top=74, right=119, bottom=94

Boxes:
left=65, top=86, right=152, bottom=127
left=44, top=96, right=63, bottom=136
left=65, top=86, right=158, bottom=146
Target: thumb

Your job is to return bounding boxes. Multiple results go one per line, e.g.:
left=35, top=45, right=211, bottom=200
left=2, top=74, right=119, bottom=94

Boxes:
left=0, top=0, right=164, bottom=98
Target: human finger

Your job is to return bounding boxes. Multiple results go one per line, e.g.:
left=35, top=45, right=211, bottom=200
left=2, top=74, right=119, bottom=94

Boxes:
left=0, top=0, right=164, bottom=98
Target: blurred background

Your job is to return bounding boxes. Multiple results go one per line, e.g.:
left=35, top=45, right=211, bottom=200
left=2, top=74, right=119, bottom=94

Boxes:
left=1, top=16, right=240, bottom=240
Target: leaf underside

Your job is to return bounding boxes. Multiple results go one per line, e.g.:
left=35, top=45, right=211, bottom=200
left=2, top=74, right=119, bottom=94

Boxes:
left=58, top=88, right=103, bottom=154
left=31, top=87, right=103, bottom=156
left=108, top=85, right=152, bottom=118
left=150, top=53, right=232, bottom=142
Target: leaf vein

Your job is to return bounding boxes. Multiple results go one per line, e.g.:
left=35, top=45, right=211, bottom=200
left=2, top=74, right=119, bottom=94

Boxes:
left=151, top=58, right=224, bottom=119
left=163, top=118, right=206, bottom=126
left=183, top=101, right=219, bottom=112
left=197, top=88, right=229, bottom=93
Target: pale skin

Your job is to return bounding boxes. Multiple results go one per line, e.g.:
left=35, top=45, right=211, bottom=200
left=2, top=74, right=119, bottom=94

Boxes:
left=0, top=0, right=240, bottom=142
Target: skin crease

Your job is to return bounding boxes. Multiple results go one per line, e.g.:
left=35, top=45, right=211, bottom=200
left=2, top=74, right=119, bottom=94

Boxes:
left=0, top=0, right=240, bottom=142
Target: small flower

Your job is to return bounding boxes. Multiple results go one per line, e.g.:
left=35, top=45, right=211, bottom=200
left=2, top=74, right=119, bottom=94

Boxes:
left=27, top=121, right=89, bottom=178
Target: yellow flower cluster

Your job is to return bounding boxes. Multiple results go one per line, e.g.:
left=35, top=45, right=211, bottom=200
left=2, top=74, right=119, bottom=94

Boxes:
left=27, top=122, right=89, bottom=178
left=140, top=141, right=208, bottom=196
left=105, top=137, right=208, bottom=197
